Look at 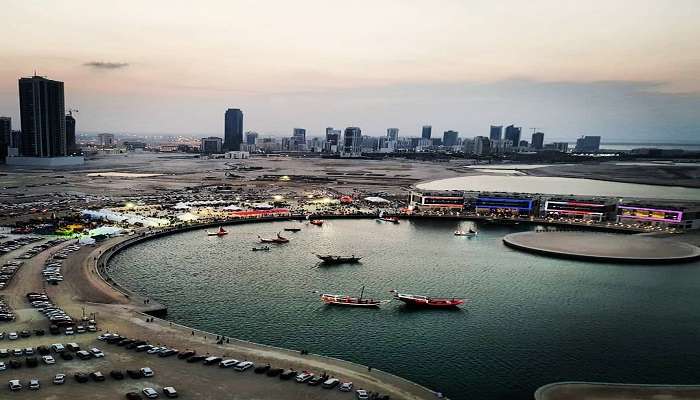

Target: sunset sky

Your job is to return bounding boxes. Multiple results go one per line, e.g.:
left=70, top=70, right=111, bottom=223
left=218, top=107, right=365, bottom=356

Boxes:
left=1, top=0, right=699, bottom=141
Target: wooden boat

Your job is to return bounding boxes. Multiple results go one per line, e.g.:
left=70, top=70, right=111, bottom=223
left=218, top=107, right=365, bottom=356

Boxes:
left=257, top=232, right=290, bottom=244
left=390, top=290, right=464, bottom=308
left=207, top=227, right=228, bottom=237
left=321, top=286, right=380, bottom=308
left=310, top=220, right=324, bottom=226
left=315, top=254, right=362, bottom=264
left=283, top=227, right=302, bottom=232
left=252, top=246, right=270, bottom=251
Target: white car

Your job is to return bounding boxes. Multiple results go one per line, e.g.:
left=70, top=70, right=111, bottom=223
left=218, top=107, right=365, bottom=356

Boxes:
left=147, top=346, right=164, bottom=354
left=51, top=343, right=65, bottom=353
left=295, top=372, right=314, bottom=383
left=8, top=379, right=21, bottom=391
left=53, top=374, right=66, bottom=385
left=141, top=367, right=154, bottom=377
left=233, top=361, right=253, bottom=371
left=0, top=362, right=6, bottom=371
left=89, top=347, right=105, bottom=358
left=143, top=387, right=159, bottom=399
left=29, top=379, right=40, bottom=390
left=356, top=389, right=369, bottom=400
left=219, top=359, right=240, bottom=368
left=8, top=332, right=18, bottom=340
left=42, top=355, right=56, bottom=365
left=339, top=381, right=353, bottom=392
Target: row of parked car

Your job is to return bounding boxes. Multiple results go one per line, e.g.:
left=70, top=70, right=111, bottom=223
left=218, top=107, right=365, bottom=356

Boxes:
left=0, top=342, right=105, bottom=370
left=43, top=243, right=81, bottom=284
left=99, top=333, right=371, bottom=398
left=0, top=236, right=42, bottom=256
left=0, top=297, right=14, bottom=322
left=0, top=260, right=22, bottom=291
left=16, top=238, right=68, bottom=260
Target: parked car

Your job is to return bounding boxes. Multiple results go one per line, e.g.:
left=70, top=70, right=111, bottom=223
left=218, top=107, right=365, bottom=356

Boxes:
left=203, top=356, right=222, bottom=365
left=53, top=374, right=66, bottom=385
left=219, top=359, right=240, bottom=368
left=74, top=372, right=89, bottom=383
left=42, top=355, right=56, bottom=364
left=60, top=352, right=74, bottom=360
left=140, top=367, right=154, bottom=377
left=177, top=350, right=195, bottom=359
left=254, top=364, right=271, bottom=374
left=307, top=375, right=324, bottom=386
left=279, top=369, right=297, bottom=380
left=29, top=378, right=40, bottom=390
left=8, top=379, right=22, bottom=391
left=266, top=367, right=284, bottom=377
left=67, top=343, right=80, bottom=352
left=186, top=355, right=206, bottom=363
left=295, top=371, right=314, bottom=383
left=76, top=350, right=92, bottom=360
left=163, top=386, right=178, bottom=398
left=142, top=387, right=159, bottom=399
left=127, top=369, right=143, bottom=379
left=322, top=378, right=340, bottom=389
left=234, top=361, right=254, bottom=371
left=356, top=389, right=370, bottom=400
left=126, top=392, right=142, bottom=400
left=90, top=371, right=106, bottom=382
left=339, top=381, right=354, bottom=392
left=110, top=370, right=125, bottom=380
left=89, top=347, right=105, bottom=358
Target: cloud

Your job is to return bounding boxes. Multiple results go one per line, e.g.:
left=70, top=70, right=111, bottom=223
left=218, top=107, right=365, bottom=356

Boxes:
left=83, top=61, right=129, bottom=70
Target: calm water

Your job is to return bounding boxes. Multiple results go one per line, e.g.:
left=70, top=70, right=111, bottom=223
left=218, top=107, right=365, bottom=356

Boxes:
left=109, top=219, right=700, bottom=400
left=417, top=175, right=700, bottom=200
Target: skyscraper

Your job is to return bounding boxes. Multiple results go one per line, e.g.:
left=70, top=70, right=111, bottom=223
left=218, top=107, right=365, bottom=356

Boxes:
left=292, top=128, right=306, bottom=150
left=386, top=128, right=399, bottom=141
left=531, top=131, right=544, bottom=150
left=504, top=125, right=521, bottom=145
left=65, top=113, right=76, bottom=154
left=421, top=125, right=432, bottom=140
left=489, top=125, right=503, bottom=141
left=325, top=127, right=340, bottom=153
left=474, top=136, right=491, bottom=156
left=443, top=130, right=459, bottom=147
left=574, top=136, right=601, bottom=152
left=224, top=108, right=243, bottom=151
left=200, top=137, right=223, bottom=154
left=245, top=131, right=258, bottom=145
left=342, top=127, right=362, bottom=157
left=18, top=75, right=66, bottom=157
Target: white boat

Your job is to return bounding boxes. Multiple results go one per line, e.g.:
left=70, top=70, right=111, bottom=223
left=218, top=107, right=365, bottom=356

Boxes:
left=454, top=229, right=477, bottom=236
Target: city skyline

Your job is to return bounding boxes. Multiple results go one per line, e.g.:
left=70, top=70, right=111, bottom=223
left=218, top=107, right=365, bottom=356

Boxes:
left=1, top=1, right=699, bottom=142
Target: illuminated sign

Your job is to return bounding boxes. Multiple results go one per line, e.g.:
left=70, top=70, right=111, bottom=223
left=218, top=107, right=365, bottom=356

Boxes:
left=618, top=206, right=683, bottom=223
left=476, top=197, right=533, bottom=211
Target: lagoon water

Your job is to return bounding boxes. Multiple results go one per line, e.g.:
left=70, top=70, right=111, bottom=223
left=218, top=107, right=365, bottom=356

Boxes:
left=109, top=219, right=700, bottom=400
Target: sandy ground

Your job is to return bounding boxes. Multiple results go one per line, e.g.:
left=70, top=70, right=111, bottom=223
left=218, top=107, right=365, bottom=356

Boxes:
left=0, top=234, right=437, bottom=400
left=536, top=382, right=700, bottom=400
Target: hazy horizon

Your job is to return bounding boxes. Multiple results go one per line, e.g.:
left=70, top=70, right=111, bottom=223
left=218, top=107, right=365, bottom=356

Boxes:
left=1, top=0, right=699, bottom=142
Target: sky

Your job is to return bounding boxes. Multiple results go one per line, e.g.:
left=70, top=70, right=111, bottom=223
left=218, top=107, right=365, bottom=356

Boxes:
left=1, top=0, right=699, bottom=142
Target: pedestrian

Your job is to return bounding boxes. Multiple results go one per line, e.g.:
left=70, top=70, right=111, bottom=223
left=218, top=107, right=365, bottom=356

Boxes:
left=368, top=366, right=372, bottom=372
left=191, top=330, right=195, bottom=336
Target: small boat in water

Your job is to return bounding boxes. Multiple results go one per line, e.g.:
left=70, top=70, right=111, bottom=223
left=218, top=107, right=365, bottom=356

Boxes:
left=310, top=220, right=324, bottom=226
left=258, top=232, right=290, bottom=244
left=376, top=212, right=400, bottom=224
left=207, top=227, right=229, bottom=237
left=252, top=246, right=270, bottom=251
left=315, top=254, right=362, bottom=264
left=454, top=229, right=477, bottom=236
left=284, top=227, right=302, bottom=232
left=390, top=290, right=465, bottom=308
left=321, top=286, right=381, bottom=308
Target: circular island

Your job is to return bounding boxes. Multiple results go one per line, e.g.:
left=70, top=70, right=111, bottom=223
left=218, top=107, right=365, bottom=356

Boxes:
left=503, top=231, right=700, bottom=263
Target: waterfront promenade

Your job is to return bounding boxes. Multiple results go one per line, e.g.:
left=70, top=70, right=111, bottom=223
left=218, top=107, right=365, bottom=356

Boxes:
left=536, top=382, right=700, bottom=400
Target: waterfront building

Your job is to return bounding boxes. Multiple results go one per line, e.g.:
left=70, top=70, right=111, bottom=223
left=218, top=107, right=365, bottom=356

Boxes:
left=409, top=190, right=465, bottom=210
left=65, top=113, right=77, bottom=154
left=200, top=136, right=223, bottom=154
left=245, top=131, right=258, bottom=145
left=97, top=133, right=115, bottom=146
left=123, top=141, right=146, bottom=151
left=468, top=194, right=537, bottom=217
left=574, top=135, right=601, bottom=152
left=18, top=75, right=67, bottom=157
left=531, top=132, right=544, bottom=150
left=489, top=125, right=503, bottom=141
left=387, top=128, right=399, bottom=141
left=342, top=127, right=362, bottom=157
left=421, top=125, right=432, bottom=140
left=292, top=128, right=306, bottom=151
left=617, top=203, right=700, bottom=230
left=544, top=142, right=568, bottom=152
left=224, top=108, right=243, bottom=151
left=474, top=136, right=491, bottom=156
left=544, top=198, right=616, bottom=222
left=504, top=125, right=521, bottom=146
left=443, top=130, right=459, bottom=147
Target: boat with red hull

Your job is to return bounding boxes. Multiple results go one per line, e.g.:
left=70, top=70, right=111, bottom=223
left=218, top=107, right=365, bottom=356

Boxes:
left=207, top=227, right=229, bottom=237
left=390, top=290, right=464, bottom=308
left=310, top=220, right=324, bottom=226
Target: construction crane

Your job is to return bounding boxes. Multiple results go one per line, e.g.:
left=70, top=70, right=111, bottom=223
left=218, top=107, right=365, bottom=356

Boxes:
left=67, top=108, right=79, bottom=117
left=530, top=127, right=541, bottom=134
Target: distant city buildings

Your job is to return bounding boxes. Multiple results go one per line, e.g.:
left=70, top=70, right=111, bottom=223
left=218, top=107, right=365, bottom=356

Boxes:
left=18, top=75, right=67, bottom=157
left=421, top=125, right=432, bottom=140
left=325, top=127, right=341, bottom=153
left=200, top=136, right=223, bottom=154
left=504, top=125, right=521, bottom=146
left=387, top=128, right=399, bottom=142
left=342, top=127, right=362, bottom=157
left=489, top=125, right=502, bottom=141
left=574, top=135, right=601, bottom=152
left=97, top=133, right=115, bottom=147
left=65, top=112, right=77, bottom=154
left=531, top=131, right=544, bottom=150
left=245, top=131, right=258, bottom=145
left=224, top=108, right=243, bottom=151
left=292, top=128, right=306, bottom=151
left=443, top=130, right=459, bottom=147
left=0, top=117, right=10, bottom=163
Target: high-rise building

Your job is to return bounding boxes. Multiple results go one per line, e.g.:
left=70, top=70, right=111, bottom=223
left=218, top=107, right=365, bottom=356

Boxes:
left=97, top=133, right=115, bottom=146
left=443, top=130, right=459, bottom=147
left=553, top=142, right=568, bottom=152
left=489, top=125, right=503, bottom=141
left=245, top=131, right=258, bottom=145
left=224, top=108, right=243, bottom=151
left=65, top=113, right=76, bottom=154
left=531, top=131, right=544, bottom=150
left=0, top=117, right=9, bottom=163
left=474, top=136, right=491, bottom=156
left=325, top=127, right=340, bottom=153
left=292, top=128, right=306, bottom=151
left=504, top=125, right=521, bottom=145
left=574, top=136, right=601, bottom=152
left=421, top=125, right=432, bottom=140
left=200, top=137, right=223, bottom=154
left=342, top=127, right=362, bottom=157
left=519, top=140, right=529, bottom=148
left=387, top=128, right=399, bottom=141
left=18, top=75, right=66, bottom=157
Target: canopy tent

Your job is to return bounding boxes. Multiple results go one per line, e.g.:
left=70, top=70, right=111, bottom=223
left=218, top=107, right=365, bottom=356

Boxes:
left=364, top=196, right=390, bottom=203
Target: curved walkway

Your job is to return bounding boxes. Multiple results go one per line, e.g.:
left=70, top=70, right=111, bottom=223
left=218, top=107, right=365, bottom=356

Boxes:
left=503, top=231, right=700, bottom=264
left=536, top=381, right=700, bottom=400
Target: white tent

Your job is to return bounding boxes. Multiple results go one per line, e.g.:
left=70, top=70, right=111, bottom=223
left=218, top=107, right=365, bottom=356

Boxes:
left=364, top=196, right=390, bottom=203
